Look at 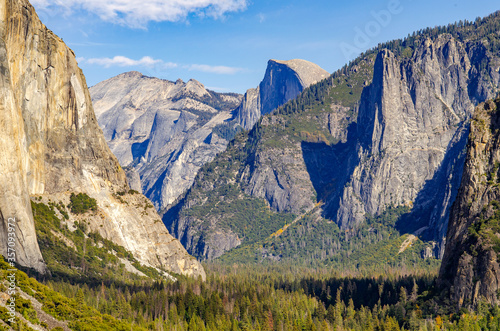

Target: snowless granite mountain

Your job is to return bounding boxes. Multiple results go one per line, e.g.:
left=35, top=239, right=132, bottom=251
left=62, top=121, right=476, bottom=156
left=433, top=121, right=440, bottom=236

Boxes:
left=439, top=96, right=500, bottom=308
left=0, top=0, right=205, bottom=279
left=90, top=72, right=242, bottom=212
left=165, top=13, right=500, bottom=261
left=90, top=60, right=329, bottom=213
left=235, top=59, right=330, bottom=129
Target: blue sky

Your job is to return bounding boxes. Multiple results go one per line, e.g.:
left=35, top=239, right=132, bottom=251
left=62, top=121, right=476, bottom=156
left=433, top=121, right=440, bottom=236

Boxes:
left=31, top=0, right=499, bottom=94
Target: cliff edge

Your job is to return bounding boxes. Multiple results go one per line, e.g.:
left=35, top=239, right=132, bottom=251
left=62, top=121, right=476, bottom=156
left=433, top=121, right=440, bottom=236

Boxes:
left=0, top=0, right=205, bottom=279
left=439, top=96, right=500, bottom=308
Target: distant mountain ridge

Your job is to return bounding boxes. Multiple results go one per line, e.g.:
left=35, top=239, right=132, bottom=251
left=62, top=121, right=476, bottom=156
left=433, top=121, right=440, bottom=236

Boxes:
left=165, top=11, right=500, bottom=261
left=90, top=71, right=243, bottom=212
left=91, top=59, right=330, bottom=213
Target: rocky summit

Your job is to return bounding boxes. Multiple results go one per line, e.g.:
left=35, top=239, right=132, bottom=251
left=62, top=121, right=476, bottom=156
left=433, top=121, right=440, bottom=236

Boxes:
left=0, top=0, right=204, bottom=279
left=235, top=59, right=330, bottom=130
left=166, top=18, right=500, bottom=261
left=90, top=72, right=242, bottom=212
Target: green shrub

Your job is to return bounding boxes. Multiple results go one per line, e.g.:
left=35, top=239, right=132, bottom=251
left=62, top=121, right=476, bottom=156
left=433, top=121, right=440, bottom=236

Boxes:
left=69, top=193, right=97, bottom=214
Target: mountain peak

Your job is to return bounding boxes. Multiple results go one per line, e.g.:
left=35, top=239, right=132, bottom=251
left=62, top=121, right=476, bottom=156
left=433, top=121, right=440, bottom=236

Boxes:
left=90, top=71, right=242, bottom=213
left=184, top=78, right=209, bottom=97
left=268, top=59, right=330, bottom=87
left=116, top=71, right=145, bottom=79
left=235, top=58, right=330, bottom=130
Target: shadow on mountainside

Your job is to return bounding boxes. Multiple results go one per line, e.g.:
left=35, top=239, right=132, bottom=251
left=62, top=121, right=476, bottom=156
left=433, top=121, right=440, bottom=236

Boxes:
left=396, top=122, right=470, bottom=248
left=301, top=122, right=359, bottom=221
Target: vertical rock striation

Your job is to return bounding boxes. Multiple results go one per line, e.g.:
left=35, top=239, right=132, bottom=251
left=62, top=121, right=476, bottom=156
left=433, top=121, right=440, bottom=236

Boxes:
left=233, top=36, right=499, bottom=256
left=335, top=35, right=499, bottom=256
left=0, top=0, right=205, bottom=279
left=0, top=20, right=45, bottom=271
left=439, top=97, right=500, bottom=308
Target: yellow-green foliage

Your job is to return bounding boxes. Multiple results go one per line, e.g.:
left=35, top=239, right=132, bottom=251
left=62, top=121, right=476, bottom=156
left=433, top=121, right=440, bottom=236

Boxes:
left=31, top=200, right=161, bottom=283
left=0, top=257, right=146, bottom=330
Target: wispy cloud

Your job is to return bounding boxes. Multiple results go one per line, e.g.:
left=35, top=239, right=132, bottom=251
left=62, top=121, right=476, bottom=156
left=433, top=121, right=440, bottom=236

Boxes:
left=30, top=0, right=248, bottom=28
left=188, top=64, right=245, bottom=75
left=257, top=13, right=266, bottom=23
left=81, top=55, right=245, bottom=75
left=82, top=56, right=177, bottom=68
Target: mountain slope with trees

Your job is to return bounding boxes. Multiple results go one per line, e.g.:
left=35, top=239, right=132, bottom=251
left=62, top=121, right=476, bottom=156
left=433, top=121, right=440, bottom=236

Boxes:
left=165, top=11, right=500, bottom=262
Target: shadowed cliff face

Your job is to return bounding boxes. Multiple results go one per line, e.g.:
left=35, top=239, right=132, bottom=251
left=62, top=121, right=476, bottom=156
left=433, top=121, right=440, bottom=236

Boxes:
left=0, top=0, right=205, bottom=279
left=335, top=36, right=499, bottom=256
left=439, top=97, right=500, bottom=308
left=235, top=59, right=330, bottom=130
left=90, top=72, right=242, bottom=213
left=301, top=122, right=359, bottom=217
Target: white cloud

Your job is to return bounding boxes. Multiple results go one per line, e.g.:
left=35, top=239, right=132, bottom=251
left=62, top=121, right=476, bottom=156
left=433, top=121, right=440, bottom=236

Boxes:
left=30, top=0, right=248, bottom=28
left=188, top=64, right=244, bottom=75
left=83, top=56, right=177, bottom=68
left=257, top=13, right=266, bottom=23
left=81, top=56, right=244, bottom=75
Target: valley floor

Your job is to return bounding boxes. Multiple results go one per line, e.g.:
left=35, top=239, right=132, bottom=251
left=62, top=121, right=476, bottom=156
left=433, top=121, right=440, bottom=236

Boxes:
left=1, top=258, right=499, bottom=331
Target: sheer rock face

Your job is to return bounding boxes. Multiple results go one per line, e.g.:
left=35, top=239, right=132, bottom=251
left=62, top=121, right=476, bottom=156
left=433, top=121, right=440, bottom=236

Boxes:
left=335, top=36, right=500, bottom=256
left=169, top=33, right=500, bottom=260
left=91, top=60, right=328, bottom=214
left=235, top=59, right=330, bottom=130
left=439, top=98, right=500, bottom=308
left=90, top=72, right=242, bottom=212
left=239, top=36, right=499, bottom=253
left=0, top=0, right=205, bottom=279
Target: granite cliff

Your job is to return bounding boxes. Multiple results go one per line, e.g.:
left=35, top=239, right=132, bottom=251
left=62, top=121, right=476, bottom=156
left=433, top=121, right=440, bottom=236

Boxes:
left=439, top=97, right=500, bottom=308
left=236, top=59, right=330, bottom=130
left=91, top=59, right=329, bottom=214
left=90, top=72, right=242, bottom=212
left=0, top=0, right=204, bottom=279
left=335, top=35, right=500, bottom=257
left=166, top=13, right=500, bottom=261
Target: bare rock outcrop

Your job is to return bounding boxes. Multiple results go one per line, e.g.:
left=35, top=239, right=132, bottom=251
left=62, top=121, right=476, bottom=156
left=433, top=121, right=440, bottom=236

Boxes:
left=0, top=0, right=204, bottom=279
left=235, top=59, right=330, bottom=130
left=335, top=36, right=499, bottom=256
left=439, top=97, right=500, bottom=308
left=90, top=72, right=242, bottom=212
